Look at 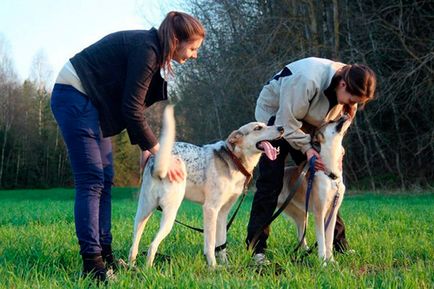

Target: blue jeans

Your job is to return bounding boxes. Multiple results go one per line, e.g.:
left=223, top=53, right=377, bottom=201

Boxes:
left=51, top=84, right=114, bottom=255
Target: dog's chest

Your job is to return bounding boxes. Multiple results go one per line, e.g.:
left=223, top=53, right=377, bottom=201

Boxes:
left=173, top=142, right=208, bottom=185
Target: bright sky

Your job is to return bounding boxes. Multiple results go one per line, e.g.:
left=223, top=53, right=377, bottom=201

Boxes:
left=0, top=0, right=183, bottom=85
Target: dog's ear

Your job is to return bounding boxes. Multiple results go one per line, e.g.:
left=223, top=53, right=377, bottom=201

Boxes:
left=226, top=130, right=243, bottom=147
left=314, top=132, right=325, bottom=143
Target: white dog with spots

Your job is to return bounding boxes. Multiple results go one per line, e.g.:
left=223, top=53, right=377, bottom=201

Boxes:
left=128, top=105, right=284, bottom=267
left=278, top=115, right=352, bottom=263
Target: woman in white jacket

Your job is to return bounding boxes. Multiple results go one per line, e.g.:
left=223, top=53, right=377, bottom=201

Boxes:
left=246, top=57, right=376, bottom=264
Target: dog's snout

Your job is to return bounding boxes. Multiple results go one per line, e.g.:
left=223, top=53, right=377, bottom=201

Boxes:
left=277, top=126, right=284, bottom=133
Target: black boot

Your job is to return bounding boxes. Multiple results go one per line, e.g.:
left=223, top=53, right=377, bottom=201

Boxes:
left=333, top=212, right=351, bottom=254
left=82, top=253, right=107, bottom=283
left=334, top=238, right=350, bottom=253
left=333, top=211, right=355, bottom=254
left=101, top=244, right=117, bottom=271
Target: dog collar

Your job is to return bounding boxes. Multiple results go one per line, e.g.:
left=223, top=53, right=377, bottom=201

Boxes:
left=222, top=146, right=252, bottom=189
left=326, top=171, right=338, bottom=180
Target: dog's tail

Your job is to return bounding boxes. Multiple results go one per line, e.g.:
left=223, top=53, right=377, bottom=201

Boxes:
left=152, top=105, right=176, bottom=179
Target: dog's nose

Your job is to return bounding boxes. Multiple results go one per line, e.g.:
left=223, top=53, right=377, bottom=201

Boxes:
left=277, top=126, right=284, bottom=133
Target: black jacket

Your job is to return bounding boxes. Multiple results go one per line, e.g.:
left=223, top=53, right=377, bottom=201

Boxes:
left=70, top=28, right=167, bottom=151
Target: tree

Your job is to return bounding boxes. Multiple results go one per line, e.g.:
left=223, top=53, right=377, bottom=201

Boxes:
left=174, top=0, right=434, bottom=189
left=0, top=36, right=19, bottom=187
left=30, top=49, right=53, bottom=136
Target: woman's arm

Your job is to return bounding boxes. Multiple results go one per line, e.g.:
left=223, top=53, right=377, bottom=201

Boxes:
left=122, top=46, right=160, bottom=151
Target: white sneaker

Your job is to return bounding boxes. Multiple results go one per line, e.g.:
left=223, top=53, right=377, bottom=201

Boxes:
left=106, top=268, right=117, bottom=281
left=216, top=248, right=229, bottom=265
left=252, top=253, right=271, bottom=266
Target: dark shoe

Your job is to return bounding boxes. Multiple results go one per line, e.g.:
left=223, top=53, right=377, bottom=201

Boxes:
left=82, top=253, right=107, bottom=283
left=101, top=244, right=118, bottom=271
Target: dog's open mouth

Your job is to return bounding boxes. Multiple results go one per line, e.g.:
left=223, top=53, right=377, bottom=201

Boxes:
left=257, top=141, right=279, bottom=160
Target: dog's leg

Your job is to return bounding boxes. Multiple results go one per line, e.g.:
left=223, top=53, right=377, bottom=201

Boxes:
left=284, top=203, right=309, bottom=250
left=314, top=211, right=326, bottom=261
left=313, top=176, right=337, bottom=263
left=146, top=206, right=178, bottom=267
left=146, top=183, right=185, bottom=267
left=215, top=197, right=236, bottom=265
left=203, top=203, right=219, bottom=268
left=324, top=208, right=338, bottom=262
left=128, top=192, right=156, bottom=266
left=312, top=185, right=327, bottom=262
left=325, top=187, right=345, bottom=261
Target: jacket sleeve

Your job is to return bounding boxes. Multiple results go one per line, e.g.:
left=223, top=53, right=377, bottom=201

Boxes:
left=122, top=45, right=159, bottom=151
left=275, top=74, right=317, bottom=154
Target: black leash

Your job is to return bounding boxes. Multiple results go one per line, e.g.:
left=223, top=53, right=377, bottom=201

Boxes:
left=248, top=160, right=311, bottom=251
left=291, top=156, right=316, bottom=254
left=292, top=184, right=341, bottom=261
left=156, top=206, right=204, bottom=233
left=156, top=191, right=248, bottom=234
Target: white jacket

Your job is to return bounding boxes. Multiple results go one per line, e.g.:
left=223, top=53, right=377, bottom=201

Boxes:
left=255, top=57, right=354, bottom=153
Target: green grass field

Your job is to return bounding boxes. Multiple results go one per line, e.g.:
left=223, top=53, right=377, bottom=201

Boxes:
left=0, top=188, right=433, bottom=288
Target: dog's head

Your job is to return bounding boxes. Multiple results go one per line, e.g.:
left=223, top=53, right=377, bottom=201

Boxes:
left=226, top=122, right=284, bottom=160
left=314, top=114, right=352, bottom=149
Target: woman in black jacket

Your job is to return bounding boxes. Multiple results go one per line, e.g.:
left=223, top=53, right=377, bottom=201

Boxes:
left=50, top=11, right=205, bottom=281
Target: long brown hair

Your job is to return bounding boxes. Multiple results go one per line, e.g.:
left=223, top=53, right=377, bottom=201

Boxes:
left=158, top=11, right=205, bottom=76
left=336, top=64, right=377, bottom=109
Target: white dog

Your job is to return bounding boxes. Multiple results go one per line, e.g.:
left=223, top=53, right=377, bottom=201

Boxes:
left=129, top=105, right=284, bottom=267
left=278, top=115, right=351, bottom=262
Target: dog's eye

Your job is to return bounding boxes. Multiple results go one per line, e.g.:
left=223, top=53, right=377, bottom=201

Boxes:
left=254, top=126, right=263, bottom=131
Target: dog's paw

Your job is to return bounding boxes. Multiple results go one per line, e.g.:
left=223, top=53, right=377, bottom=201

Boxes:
left=106, top=268, right=117, bottom=281
left=322, top=258, right=338, bottom=268
left=117, top=258, right=129, bottom=270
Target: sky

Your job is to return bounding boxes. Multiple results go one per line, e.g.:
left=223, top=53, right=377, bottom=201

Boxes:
left=0, top=0, right=183, bottom=85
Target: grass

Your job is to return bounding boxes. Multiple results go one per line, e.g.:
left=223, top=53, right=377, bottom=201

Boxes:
left=0, top=188, right=433, bottom=288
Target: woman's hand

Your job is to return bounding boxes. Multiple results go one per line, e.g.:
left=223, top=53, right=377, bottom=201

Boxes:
left=167, top=157, right=186, bottom=183
left=306, top=148, right=325, bottom=171
left=141, top=144, right=185, bottom=183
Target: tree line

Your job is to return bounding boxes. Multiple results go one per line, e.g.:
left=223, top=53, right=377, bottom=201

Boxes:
left=173, top=0, right=433, bottom=190
left=0, top=0, right=432, bottom=190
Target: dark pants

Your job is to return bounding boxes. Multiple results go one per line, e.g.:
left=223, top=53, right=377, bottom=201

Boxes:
left=51, top=84, right=114, bottom=255
left=246, top=117, right=348, bottom=254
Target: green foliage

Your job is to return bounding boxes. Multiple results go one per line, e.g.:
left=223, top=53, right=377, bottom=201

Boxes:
left=0, top=189, right=433, bottom=288
left=112, top=131, right=141, bottom=187
left=0, top=74, right=168, bottom=189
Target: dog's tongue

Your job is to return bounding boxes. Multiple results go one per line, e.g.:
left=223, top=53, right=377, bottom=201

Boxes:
left=258, top=141, right=278, bottom=160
